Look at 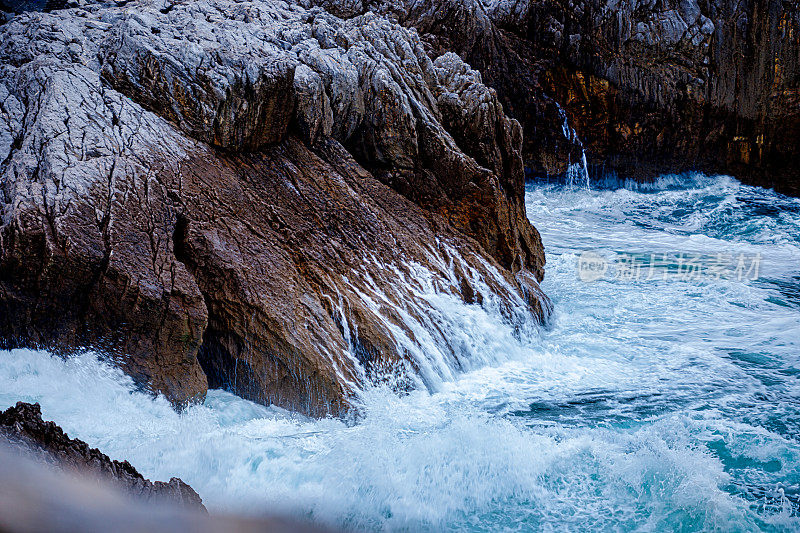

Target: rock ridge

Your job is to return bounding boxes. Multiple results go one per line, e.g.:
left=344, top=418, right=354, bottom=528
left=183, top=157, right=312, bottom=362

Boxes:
left=0, top=401, right=206, bottom=509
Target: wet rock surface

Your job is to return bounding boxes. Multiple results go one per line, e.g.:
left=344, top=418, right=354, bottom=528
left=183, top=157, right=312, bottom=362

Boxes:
left=0, top=0, right=547, bottom=415
left=0, top=401, right=205, bottom=509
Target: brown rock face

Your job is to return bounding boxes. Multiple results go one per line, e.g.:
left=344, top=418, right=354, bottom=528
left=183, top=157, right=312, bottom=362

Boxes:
left=0, top=0, right=548, bottom=416
left=0, top=63, right=211, bottom=407
left=170, top=137, right=544, bottom=414
left=0, top=401, right=205, bottom=510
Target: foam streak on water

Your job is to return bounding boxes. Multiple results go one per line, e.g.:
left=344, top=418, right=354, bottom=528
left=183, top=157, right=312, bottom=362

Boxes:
left=1, top=174, right=799, bottom=531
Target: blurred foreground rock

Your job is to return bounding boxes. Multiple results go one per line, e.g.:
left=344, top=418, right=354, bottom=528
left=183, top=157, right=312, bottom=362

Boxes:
left=0, top=401, right=205, bottom=509
left=0, top=443, right=336, bottom=533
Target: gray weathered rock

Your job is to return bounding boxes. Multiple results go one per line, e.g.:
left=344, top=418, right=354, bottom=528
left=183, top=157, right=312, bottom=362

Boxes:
left=0, top=0, right=548, bottom=415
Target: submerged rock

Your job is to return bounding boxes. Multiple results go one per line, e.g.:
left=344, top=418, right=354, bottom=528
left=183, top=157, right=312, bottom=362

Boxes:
left=0, top=401, right=205, bottom=509
left=0, top=0, right=548, bottom=415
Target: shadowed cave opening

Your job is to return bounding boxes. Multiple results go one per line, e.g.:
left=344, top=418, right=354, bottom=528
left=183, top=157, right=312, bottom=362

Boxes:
left=171, top=213, right=246, bottom=394
left=171, top=212, right=317, bottom=413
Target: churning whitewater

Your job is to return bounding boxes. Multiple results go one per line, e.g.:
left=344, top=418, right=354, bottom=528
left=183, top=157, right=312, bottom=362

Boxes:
left=1, top=174, right=799, bottom=531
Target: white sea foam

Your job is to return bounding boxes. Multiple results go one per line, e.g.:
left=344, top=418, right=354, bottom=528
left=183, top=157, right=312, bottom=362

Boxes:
left=1, top=174, right=798, bottom=531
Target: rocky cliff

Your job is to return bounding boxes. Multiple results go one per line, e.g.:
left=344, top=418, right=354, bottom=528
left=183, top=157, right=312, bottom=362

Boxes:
left=2, top=0, right=793, bottom=418
left=0, top=0, right=548, bottom=415
left=320, top=0, right=799, bottom=193
left=522, top=0, right=800, bottom=194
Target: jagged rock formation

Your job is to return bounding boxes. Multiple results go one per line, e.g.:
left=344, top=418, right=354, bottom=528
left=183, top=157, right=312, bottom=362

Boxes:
left=301, top=0, right=589, bottom=177
left=311, top=0, right=800, bottom=193
left=519, top=0, right=800, bottom=194
left=0, top=401, right=205, bottom=509
left=0, top=0, right=548, bottom=415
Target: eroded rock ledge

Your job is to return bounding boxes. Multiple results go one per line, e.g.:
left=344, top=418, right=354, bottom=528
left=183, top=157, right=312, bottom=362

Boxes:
left=0, top=401, right=205, bottom=509
left=0, top=0, right=548, bottom=415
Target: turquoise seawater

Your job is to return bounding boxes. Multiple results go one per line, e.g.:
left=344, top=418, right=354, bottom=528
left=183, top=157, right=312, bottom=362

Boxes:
left=1, top=174, right=798, bottom=531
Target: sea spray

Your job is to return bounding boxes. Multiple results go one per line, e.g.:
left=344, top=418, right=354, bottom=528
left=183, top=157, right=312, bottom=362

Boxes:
left=1, top=174, right=799, bottom=531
